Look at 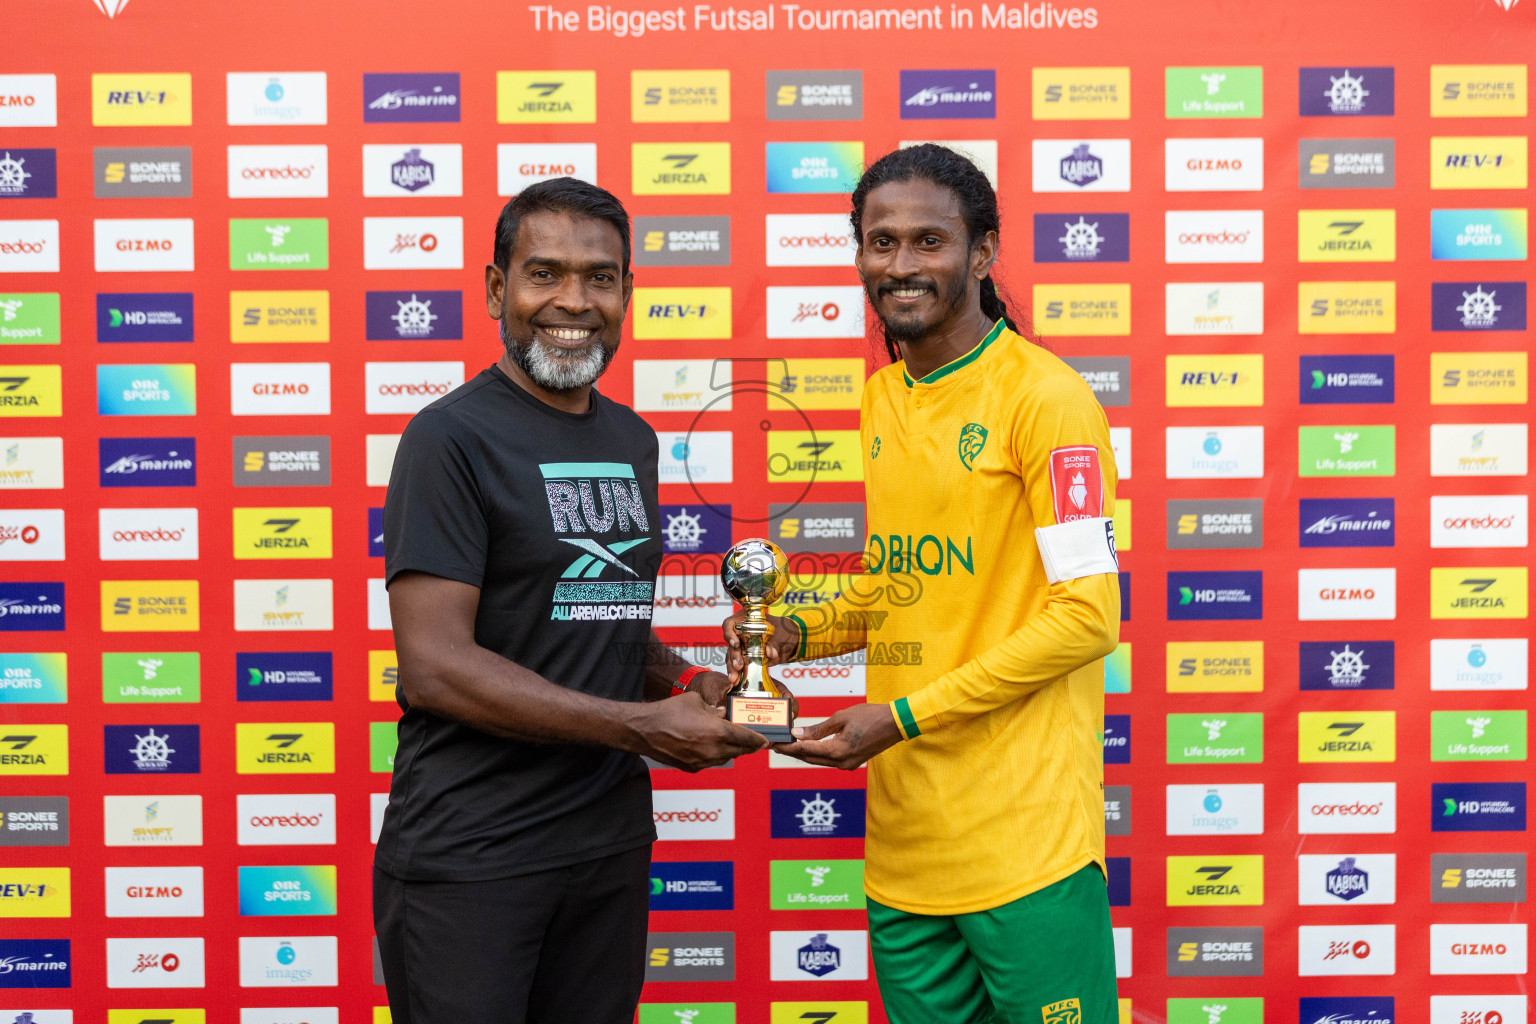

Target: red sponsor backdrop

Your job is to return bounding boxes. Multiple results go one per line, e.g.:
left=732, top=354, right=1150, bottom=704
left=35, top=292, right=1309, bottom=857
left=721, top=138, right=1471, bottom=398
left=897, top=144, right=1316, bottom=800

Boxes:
left=1, top=0, right=1533, bottom=1020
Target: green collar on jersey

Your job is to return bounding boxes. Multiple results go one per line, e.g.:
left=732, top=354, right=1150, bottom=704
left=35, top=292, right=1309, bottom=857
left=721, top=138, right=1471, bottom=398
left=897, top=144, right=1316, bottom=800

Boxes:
left=901, top=318, right=1007, bottom=388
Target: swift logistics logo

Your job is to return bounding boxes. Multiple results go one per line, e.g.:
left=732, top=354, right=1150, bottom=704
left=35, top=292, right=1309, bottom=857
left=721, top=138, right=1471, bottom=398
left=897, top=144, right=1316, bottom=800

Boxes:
left=97, top=292, right=193, bottom=343
left=1165, top=283, right=1263, bottom=335
left=1034, top=212, right=1129, bottom=262
left=1300, top=355, right=1394, bottom=403
left=365, top=72, right=460, bottom=122
left=0, top=435, right=64, bottom=490
left=1032, top=66, right=1128, bottom=119
left=766, top=70, right=863, bottom=120
left=900, top=69, right=996, bottom=119
left=496, top=71, right=594, bottom=123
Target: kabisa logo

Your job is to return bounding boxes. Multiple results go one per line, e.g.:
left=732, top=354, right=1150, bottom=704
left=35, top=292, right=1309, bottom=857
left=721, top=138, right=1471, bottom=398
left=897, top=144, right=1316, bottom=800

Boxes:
left=0, top=583, right=65, bottom=632
left=1324, top=858, right=1371, bottom=901
left=1034, top=212, right=1130, bottom=263
left=364, top=73, right=460, bottom=123
left=97, top=292, right=194, bottom=343
left=1300, top=641, right=1395, bottom=691
left=797, top=934, right=842, bottom=976
left=0, top=938, right=71, bottom=987
left=1300, top=355, right=1395, bottom=404
left=660, top=504, right=731, bottom=555
left=1301, top=997, right=1395, bottom=1024
left=104, top=724, right=199, bottom=774
left=636, top=216, right=732, bottom=268
left=497, top=71, right=597, bottom=124
left=99, top=437, right=196, bottom=487
left=362, top=144, right=462, bottom=198
left=391, top=148, right=433, bottom=191
left=770, top=789, right=865, bottom=838
left=1300, top=67, right=1394, bottom=116
left=541, top=462, right=654, bottom=622
left=364, top=290, right=462, bottom=341
left=1061, top=143, right=1101, bottom=187
left=1432, top=282, right=1527, bottom=332
left=765, top=142, right=865, bottom=194
left=1434, top=782, right=1526, bottom=831
left=899, top=70, right=996, bottom=119
left=0, top=149, right=56, bottom=199
left=236, top=652, right=333, bottom=703
left=1299, top=498, right=1395, bottom=548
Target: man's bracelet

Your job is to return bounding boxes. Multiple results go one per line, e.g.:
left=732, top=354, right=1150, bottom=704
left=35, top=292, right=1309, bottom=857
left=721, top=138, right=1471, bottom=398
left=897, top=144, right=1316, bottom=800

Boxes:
left=672, top=664, right=709, bottom=694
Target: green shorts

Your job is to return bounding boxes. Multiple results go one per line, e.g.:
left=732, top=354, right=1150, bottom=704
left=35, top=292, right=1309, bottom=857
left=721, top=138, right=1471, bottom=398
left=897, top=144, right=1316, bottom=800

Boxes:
left=868, top=863, right=1119, bottom=1024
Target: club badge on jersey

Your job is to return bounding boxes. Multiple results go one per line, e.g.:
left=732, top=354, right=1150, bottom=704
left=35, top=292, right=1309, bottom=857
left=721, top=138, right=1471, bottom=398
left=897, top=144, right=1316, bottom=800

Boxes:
left=1037, top=445, right=1118, bottom=583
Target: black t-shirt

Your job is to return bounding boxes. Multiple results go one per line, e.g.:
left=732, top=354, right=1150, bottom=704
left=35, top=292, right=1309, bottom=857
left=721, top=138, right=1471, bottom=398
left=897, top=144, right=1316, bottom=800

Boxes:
left=375, top=363, right=661, bottom=882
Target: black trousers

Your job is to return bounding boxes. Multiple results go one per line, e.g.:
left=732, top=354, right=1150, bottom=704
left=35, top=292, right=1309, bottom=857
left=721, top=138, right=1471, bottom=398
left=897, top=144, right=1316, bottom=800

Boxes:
left=373, top=844, right=651, bottom=1024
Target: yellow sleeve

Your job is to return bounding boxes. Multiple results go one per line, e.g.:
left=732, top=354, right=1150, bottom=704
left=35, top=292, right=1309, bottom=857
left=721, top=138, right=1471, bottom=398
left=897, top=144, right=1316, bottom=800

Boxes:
left=893, top=374, right=1121, bottom=739
left=783, top=571, right=882, bottom=662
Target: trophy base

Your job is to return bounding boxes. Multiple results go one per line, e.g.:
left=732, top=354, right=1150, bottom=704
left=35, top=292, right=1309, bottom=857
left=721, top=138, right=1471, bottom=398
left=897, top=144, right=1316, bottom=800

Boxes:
left=729, top=694, right=794, bottom=744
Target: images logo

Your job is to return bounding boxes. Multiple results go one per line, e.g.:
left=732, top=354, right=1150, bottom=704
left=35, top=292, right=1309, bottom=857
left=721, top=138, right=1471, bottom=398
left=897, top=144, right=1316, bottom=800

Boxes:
left=365, top=72, right=460, bottom=122
left=1164, top=783, right=1263, bottom=834
left=1300, top=355, right=1394, bottom=403
left=226, top=72, right=327, bottom=125
left=95, top=146, right=190, bottom=198
left=765, top=70, right=863, bottom=120
left=104, top=724, right=200, bottom=774
left=97, top=292, right=193, bottom=343
left=1165, top=426, right=1264, bottom=479
left=496, top=71, right=594, bottom=123
left=1165, top=66, right=1263, bottom=118
left=92, top=73, right=192, bottom=126
left=1300, top=67, right=1394, bottom=116
left=99, top=437, right=196, bottom=487
left=1431, top=208, right=1529, bottom=260
left=770, top=789, right=865, bottom=838
left=1033, top=66, right=1127, bottom=119
left=1034, top=212, right=1130, bottom=263
left=900, top=69, right=995, bottom=119
left=365, top=291, right=462, bottom=340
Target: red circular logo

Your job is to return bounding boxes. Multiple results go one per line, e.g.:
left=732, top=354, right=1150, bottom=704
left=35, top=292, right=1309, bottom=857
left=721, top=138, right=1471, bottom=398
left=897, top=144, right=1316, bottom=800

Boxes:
left=20, top=525, right=38, bottom=544
left=1351, top=941, right=1370, bottom=959
left=162, top=953, right=180, bottom=972
left=420, top=233, right=438, bottom=252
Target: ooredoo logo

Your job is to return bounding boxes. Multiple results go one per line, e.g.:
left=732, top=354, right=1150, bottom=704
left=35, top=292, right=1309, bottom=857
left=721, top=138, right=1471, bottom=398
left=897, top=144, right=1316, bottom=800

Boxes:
left=652, top=789, right=734, bottom=840
left=1298, top=782, right=1397, bottom=834
left=1165, top=210, right=1264, bottom=263
left=1431, top=495, right=1528, bottom=549
left=226, top=145, right=331, bottom=199
left=237, top=795, right=336, bottom=845
left=765, top=214, right=856, bottom=267
left=98, top=507, right=199, bottom=561
left=364, top=361, right=464, bottom=415
left=0, top=219, right=60, bottom=272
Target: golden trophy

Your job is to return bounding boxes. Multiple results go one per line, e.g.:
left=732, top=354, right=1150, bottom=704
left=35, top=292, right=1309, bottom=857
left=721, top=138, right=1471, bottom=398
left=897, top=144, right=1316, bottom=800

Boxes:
left=720, top=538, right=795, bottom=742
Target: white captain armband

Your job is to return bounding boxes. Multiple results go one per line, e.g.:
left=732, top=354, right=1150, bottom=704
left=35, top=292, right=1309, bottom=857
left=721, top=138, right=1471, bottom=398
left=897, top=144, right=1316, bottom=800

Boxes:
left=1035, top=517, right=1119, bottom=584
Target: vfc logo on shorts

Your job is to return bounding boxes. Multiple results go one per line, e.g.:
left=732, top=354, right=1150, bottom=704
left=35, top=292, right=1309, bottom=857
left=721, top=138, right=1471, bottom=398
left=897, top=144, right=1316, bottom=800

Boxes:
left=1042, top=998, right=1082, bottom=1024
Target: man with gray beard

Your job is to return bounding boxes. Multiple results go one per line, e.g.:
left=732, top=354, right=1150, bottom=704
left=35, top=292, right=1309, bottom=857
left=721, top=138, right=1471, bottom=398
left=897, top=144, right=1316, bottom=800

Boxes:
left=373, top=178, right=766, bottom=1024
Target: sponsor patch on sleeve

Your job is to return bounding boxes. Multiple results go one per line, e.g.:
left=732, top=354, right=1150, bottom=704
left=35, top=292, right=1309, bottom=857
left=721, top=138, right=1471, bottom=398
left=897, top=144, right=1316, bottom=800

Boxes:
left=1048, top=445, right=1104, bottom=523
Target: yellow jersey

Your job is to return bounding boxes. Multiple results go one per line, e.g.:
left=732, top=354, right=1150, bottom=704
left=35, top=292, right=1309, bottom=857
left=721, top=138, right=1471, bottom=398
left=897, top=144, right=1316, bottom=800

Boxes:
left=786, top=319, right=1121, bottom=915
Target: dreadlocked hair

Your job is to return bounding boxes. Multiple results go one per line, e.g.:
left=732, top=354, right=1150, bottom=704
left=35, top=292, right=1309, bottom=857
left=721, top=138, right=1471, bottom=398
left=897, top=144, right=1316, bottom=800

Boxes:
left=850, top=144, right=1027, bottom=363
